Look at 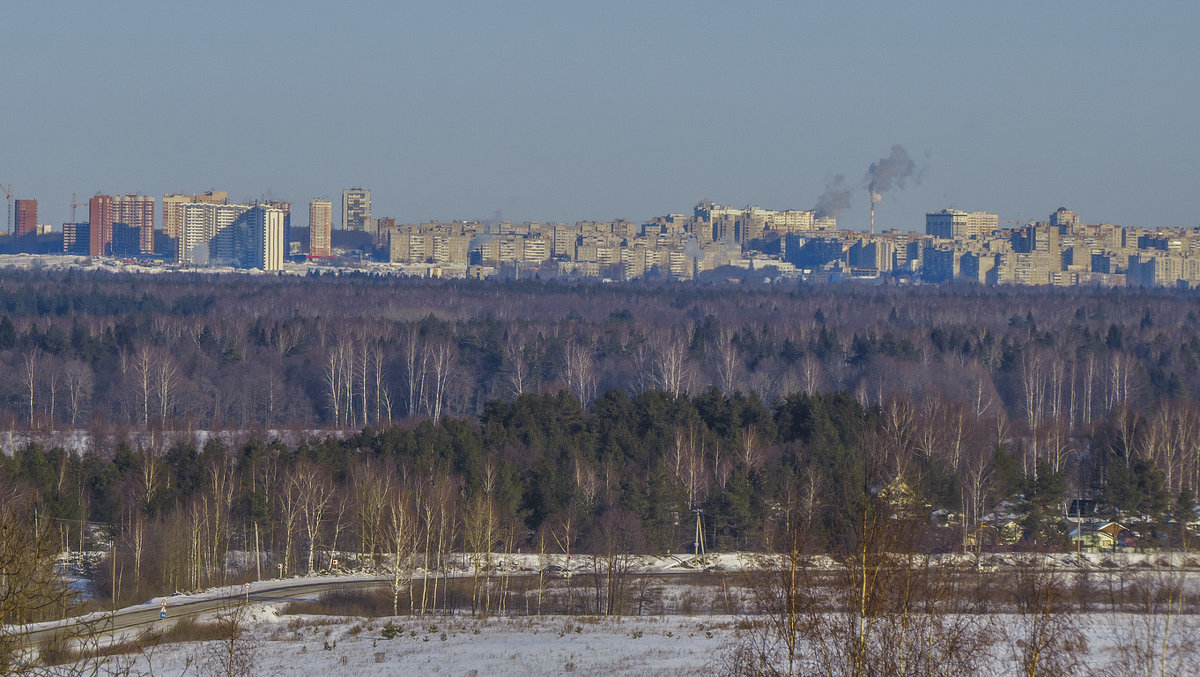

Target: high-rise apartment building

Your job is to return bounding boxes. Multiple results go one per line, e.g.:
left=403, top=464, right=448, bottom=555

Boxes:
left=111, top=222, right=142, bottom=257
left=88, top=195, right=114, bottom=256
left=176, top=202, right=248, bottom=264
left=63, top=223, right=90, bottom=255
left=211, top=205, right=285, bottom=271
left=262, top=200, right=291, bottom=254
left=14, top=199, right=37, bottom=237
left=848, top=237, right=896, bottom=272
left=1050, top=207, right=1079, bottom=230
left=162, top=191, right=228, bottom=240
left=342, top=188, right=371, bottom=231
left=374, top=217, right=396, bottom=247
left=255, top=206, right=286, bottom=271
left=309, top=200, right=332, bottom=257
left=113, top=194, right=156, bottom=253
left=87, top=194, right=155, bottom=255
left=925, top=209, right=999, bottom=239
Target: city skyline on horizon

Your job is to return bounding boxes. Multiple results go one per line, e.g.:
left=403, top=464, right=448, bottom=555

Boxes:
left=2, top=3, right=1197, bottom=231
left=0, top=185, right=1156, bottom=237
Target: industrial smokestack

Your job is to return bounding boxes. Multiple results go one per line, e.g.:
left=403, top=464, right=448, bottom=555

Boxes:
left=864, top=145, right=916, bottom=232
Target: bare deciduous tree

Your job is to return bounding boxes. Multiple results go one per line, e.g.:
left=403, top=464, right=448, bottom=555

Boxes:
left=652, top=328, right=691, bottom=396
left=154, top=352, right=179, bottom=428
left=385, top=482, right=416, bottom=617
left=132, top=347, right=154, bottom=428
left=426, top=338, right=456, bottom=422
left=22, top=351, right=40, bottom=427
left=63, top=361, right=93, bottom=428
left=0, top=480, right=69, bottom=670
left=290, top=462, right=334, bottom=575
left=504, top=333, right=531, bottom=398
left=1003, top=565, right=1088, bottom=677
left=712, top=326, right=740, bottom=393
left=564, top=338, right=596, bottom=407
left=1099, top=570, right=1200, bottom=677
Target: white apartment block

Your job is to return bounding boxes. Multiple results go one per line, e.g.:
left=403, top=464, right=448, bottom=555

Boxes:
left=926, top=209, right=999, bottom=239
left=177, top=202, right=248, bottom=265
left=210, top=205, right=286, bottom=271
left=162, top=191, right=228, bottom=240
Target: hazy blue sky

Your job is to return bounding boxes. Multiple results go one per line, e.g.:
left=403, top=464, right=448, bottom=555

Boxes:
left=2, top=1, right=1197, bottom=231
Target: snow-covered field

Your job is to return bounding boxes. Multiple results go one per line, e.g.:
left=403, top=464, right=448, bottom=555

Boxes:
left=21, top=552, right=1200, bottom=674
left=0, top=254, right=167, bottom=274
left=99, top=605, right=1193, bottom=676
left=125, top=611, right=732, bottom=676
left=39, top=549, right=1200, bottom=635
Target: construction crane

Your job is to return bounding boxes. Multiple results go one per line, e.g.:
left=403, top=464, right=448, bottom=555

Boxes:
left=0, top=184, right=11, bottom=235
left=69, top=192, right=89, bottom=224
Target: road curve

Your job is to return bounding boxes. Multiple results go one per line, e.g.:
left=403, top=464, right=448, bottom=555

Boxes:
left=16, top=576, right=392, bottom=649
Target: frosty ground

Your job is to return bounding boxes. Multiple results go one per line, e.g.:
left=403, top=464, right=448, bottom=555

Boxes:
left=100, top=605, right=1169, bottom=676
left=37, top=552, right=1200, bottom=675
left=123, top=611, right=730, bottom=676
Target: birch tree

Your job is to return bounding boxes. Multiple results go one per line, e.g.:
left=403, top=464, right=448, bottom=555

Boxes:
left=63, top=360, right=93, bottom=428
left=22, top=352, right=39, bottom=427
left=712, top=326, right=740, bottom=393
left=291, top=462, right=334, bottom=574
left=386, top=483, right=416, bottom=616
left=563, top=338, right=596, bottom=406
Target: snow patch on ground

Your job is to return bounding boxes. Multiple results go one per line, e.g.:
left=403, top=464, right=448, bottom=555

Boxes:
left=124, top=612, right=733, bottom=676
left=108, top=607, right=1199, bottom=676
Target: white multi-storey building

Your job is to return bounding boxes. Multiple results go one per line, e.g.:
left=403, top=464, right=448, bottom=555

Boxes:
left=925, top=209, right=999, bottom=239
left=177, top=202, right=248, bottom=264
left=162, top=191, right=228, bottom=240
left=209, top=205, right=285, bottom=271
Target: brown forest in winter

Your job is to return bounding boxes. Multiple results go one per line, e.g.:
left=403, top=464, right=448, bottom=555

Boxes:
left=3, top=270, right=1200, bottom=619
left=1, top=271, right=1195, bottom=434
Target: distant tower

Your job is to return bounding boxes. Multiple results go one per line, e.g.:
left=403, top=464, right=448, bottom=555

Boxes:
left=1050, top=207, right=1079, bottom=230
left=63, top=222, right=90, bottom=254
left=309, top=199, right=333, bottom=257
left=211, top=205, right=285, bottom=270
left=113, top=194, right=156, bottom=253
left=86, top=194, right=155, bottom=255
left=342, top=188, right=371, bottom=231
left=263, top=200, right=292, bottom=254
left=88, top=195, right=114, bottom=256
left=163, top=191, right=228, bottom=240
left=13, top=199, right=37, bottom=237
left=255, top=206, right=286, bottom=271
left=374, top=217, right=396, bottom=248
left=176, top=202, right=248, bottom=265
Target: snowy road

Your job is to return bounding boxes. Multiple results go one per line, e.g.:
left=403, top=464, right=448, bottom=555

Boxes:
left=16, top=575, right=392, bottom=648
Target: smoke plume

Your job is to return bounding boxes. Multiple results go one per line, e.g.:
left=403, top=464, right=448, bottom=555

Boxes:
left=813, top=175, right=851, bottom=219
left=865, top=145, right=916, bottom=206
